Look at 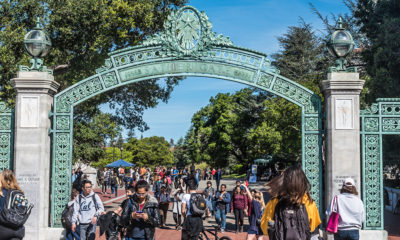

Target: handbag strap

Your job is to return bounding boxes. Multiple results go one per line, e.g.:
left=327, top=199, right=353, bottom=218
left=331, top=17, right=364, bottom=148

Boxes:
left=332, top=195, right=338, bottom=213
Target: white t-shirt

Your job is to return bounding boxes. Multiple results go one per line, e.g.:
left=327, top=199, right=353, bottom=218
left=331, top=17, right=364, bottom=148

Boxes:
left=182, top=193, right=192, bottom=216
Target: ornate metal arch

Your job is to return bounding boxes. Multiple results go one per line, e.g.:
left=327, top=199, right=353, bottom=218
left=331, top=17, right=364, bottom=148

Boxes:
left=0, top=102, right=14, bottom=171
left=50, top=6, right=322, bottom=226
left=360, top=98, right=400, bottom=229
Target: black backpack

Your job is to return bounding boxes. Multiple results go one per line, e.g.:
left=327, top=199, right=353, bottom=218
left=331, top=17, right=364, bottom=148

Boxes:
left=0, top=190, right=34, bottom=229
left=61, top=203, right=74, bottom=229
left=270, top=199, right=311, bottom=240
left=189, top=193, right=206, bottom=217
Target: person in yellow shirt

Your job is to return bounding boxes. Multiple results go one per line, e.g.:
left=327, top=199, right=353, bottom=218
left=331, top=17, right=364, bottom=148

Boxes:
left=260, top=165, right=321, bottom=239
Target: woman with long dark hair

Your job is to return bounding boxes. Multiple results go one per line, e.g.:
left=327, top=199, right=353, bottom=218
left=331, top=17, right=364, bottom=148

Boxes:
left=0, top=169, right=25, bottom=240
left=260, top=165, right=321, bottom=239
left=326, top=178, right=364, bottom=240
left=231, top=186, right=248, bottom=234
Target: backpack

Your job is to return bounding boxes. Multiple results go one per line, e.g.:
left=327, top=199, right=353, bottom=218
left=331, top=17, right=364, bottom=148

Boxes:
left=0, top=190, right=34, bottom=229
left=189, top=193, right=206, bottom=217
left=61, top=203, right=74, bottom=229
left=270, top=199, right=311, bottom=240
left=110, top=176, right=117, bottom=186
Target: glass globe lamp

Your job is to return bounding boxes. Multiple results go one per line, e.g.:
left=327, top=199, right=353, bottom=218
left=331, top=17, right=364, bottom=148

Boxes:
left=327, top=17, right=355, bottom=72
left=22, top=17, right=51, bottom=71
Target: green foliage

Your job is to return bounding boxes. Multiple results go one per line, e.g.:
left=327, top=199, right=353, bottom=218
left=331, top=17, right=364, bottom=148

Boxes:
left=73, top=112, right=120, bottom=164
left=184, top=89, right=302, bottom=168
left=173, top=137, right=191, bottom=167
left=352, top=0, right=400, bottom=104
left=91, top=136, right=173, bottom=168
left=125, top=136, right=174, bottom=167
left=0, top=0, right=186, bottom=164
left=230, top=164, right=243, bottom=174
left=272, top=19, right=328, bottom=96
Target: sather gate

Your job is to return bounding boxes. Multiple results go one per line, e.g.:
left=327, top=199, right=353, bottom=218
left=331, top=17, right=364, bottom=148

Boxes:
left=50, top=6, right=323, bottom=226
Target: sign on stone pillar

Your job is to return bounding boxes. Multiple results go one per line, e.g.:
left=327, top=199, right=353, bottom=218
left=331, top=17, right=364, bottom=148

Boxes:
left=321, top=72, right=364, bottom=208
left=11, top=71, right=61, bottom=240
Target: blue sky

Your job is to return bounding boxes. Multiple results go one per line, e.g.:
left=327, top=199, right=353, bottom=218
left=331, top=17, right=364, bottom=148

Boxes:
left=123, top=0, right=350, bottom=142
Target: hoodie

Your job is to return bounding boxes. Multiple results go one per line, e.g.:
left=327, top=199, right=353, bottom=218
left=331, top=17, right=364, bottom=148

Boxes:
left=72, top=191, right=104, bottom=225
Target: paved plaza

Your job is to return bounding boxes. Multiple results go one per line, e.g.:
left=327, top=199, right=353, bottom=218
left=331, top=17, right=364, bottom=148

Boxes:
left=92, top=179, right=400, bottom=240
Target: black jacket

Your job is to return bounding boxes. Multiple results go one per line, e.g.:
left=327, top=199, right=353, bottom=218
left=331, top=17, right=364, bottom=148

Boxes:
left=121, top=194, right=161, bottom=240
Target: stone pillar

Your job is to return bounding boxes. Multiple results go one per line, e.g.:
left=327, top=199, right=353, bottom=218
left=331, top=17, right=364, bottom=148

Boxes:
left=11, top=71, right=62, bottom=239
left=321, top=72, right=364, bottom=206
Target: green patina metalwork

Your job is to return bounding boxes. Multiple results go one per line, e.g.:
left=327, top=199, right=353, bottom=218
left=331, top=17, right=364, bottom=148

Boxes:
left=0, top=102, right=14, bottom=171
left=50, top=6, right=323, bottom=227
left=360, top=98, right=400, bottom=229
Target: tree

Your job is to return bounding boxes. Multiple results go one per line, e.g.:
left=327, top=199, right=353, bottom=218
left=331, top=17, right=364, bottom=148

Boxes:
left=125, top=136, right=174, bottom=167
left=271, top=19, right=328, bottom=95
left=172, top=137, right=191, bottom=167
left=73, top=113, right=120, bottom=164
left=0, top=0, right=187, bottom=164
left=352, top=0, right=400, bottom=103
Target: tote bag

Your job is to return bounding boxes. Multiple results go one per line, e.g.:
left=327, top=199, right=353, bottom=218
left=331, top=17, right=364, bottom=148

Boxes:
left=326, top=195, right=339, bottom=233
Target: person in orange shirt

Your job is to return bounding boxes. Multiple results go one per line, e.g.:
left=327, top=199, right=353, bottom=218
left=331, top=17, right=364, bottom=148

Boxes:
left=260, top=165, right=322, bottom=239
left=140, top=166, right=147, bottom=178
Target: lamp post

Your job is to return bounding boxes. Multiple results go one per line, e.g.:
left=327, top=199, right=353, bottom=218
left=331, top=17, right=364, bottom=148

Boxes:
left=113, top=141, right=116, bottom=162
left=327, top=17, right=357, bottom=73
left=120, top=147, right=123, bottom=159
left=20, top=17, right=52, bottom=74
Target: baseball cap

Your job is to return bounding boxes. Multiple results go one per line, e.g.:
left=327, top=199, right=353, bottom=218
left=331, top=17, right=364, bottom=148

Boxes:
left=343, top=178, right=355, bottom=186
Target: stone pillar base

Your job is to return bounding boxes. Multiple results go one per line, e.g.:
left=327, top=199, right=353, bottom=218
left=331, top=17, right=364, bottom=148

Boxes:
left=360, top=230, right=388, bottom=240
left=24, top=227, right=65, bottom=240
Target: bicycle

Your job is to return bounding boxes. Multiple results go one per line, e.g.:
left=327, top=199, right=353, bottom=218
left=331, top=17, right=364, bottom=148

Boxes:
left=198, top=226, right=232, bottom=240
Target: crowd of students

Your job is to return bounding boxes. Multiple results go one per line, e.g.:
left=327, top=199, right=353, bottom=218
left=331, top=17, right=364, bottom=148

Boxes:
left=0, top=162, right=365, bottom=240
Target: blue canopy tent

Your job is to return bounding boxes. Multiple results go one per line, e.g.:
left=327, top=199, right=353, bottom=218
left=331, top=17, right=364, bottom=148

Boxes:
left=106, top=159, right=135, bottom=168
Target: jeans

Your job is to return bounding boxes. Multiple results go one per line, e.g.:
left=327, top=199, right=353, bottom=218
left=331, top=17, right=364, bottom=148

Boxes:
left=215, top=208, right=226, bottom=230
left=334, top=229, right=360, bottom=240
left=159, top=203, right=169, bottom=226
left=233, top=208, right=244, bottom=229
left=102, top=181, right=108, bottom=193
left=111, top=185, right=118, bottom=197
left=173, top=212, right=182, bottom=226
left=66, top=227, right=80, bottom=240
left=79, top=223, right=96, bottom=240
left=216, top=180, right=220, bottom=191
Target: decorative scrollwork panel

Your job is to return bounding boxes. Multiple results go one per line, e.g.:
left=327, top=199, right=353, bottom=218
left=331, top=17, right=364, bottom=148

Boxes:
left=363, top=134, right=381, bottom=228
left=360, top=98, right=400, bottom=230
left=0, top=102, right=14, bottom=171
left=304, top=133, right=321, bottom=208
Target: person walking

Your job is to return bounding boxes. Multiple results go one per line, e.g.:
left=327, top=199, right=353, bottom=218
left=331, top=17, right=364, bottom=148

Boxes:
left=326, top=178, right=365, bottom=240
left=172, top=186, right=184, bottom=230
left=102, top=167, right=109, bottom=195
left=65, top=189, right=80, bottom=240
left=231, top=186, right=248, bottom=234
left=260, top=165, right=321, bottom=240
left=118, top=166, right=125, bottom=187
left=181, top=179, right=204, bottom=240
left=158, top=185, right=171, bottom=228
left=241, top=185, right=264, bottom=240
left=215, top=169, right=222, bottom=191
left=203, top=181, right=215, bottom=218
left=0, top=169, right=26, bottom=239
left=214, top=184, right=231, bottom=232
left=71, top=180, right=104, bottom=240
left=110, top=172, right=119, bottom=198
left=121, top=180, right=161, bottom=240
